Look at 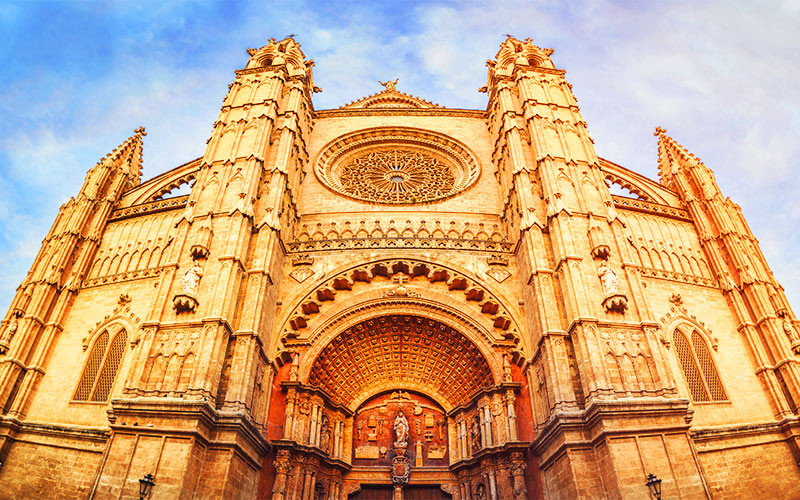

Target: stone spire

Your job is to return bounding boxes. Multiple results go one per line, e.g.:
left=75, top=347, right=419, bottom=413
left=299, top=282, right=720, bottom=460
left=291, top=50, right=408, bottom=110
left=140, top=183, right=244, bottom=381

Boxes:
left=0, top=128, right=147, bottom=419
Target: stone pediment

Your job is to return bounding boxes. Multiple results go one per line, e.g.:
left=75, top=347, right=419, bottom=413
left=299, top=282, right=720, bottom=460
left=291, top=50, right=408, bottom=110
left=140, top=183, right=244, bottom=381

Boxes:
left=339, top=79, right=442, bottom=109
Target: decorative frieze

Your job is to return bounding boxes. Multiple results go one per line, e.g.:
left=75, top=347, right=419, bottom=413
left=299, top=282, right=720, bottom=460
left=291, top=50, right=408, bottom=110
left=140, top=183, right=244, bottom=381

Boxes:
left=635, top=266, right=718, bottom=288
left=108, top=195, right=189, bottom=221
left=81, top=267, right=162, bottom=288
left=612, top=195, right=692, bottom=221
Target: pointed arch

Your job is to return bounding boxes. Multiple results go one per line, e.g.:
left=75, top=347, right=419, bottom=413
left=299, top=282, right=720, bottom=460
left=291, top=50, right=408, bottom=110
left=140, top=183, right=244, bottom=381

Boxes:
left=671, top=326, right=727, bottom=402
left=73, top=327, right=127, bottom=402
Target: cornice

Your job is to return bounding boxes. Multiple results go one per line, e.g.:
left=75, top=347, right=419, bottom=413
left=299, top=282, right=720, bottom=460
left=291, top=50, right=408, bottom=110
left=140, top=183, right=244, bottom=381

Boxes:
left=314, top=108, right=486, bottom=119
left=613, top=195, right=692, bottom=222
left=109, top=195, right=188, bottom=222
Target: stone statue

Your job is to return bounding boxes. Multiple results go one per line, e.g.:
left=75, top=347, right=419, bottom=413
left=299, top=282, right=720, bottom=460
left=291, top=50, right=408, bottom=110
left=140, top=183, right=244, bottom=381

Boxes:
left=597, top=262, right=619, bottom=295
left=470, top=416, right=482, bottom=453
left=319, top=415, right=331, bottom=453
left=394, top=410, right=409, bottom=449
left=182, top=261, right=204, bottom=295
left=379, top=78, right=399, bottom=91
left=475, top=483, right=487, bottom=500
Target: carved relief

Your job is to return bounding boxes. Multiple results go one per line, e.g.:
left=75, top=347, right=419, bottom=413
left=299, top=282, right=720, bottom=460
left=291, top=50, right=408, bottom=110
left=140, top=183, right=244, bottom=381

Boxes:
left=141, top=327, right=201, bottom=395
left=283, top=258, right=519, bottom=341
left=173, top=260, right=203, bottom=313
left=287, top=218, right=511, bottom=253
left=308, top=315, right=494, bottom=409
left=314, top=127, right=479, bottom=205
left=352, top=392, right=448, bottom=468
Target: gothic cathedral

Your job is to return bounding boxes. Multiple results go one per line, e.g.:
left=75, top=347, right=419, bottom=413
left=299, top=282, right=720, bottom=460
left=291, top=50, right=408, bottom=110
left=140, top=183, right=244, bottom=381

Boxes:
left=1, top=37, right=799, bottom=500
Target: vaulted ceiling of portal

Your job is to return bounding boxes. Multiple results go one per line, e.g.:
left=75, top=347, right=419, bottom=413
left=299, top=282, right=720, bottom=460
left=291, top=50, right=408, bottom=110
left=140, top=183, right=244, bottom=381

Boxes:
left=308, top=314, right=494, bottom=410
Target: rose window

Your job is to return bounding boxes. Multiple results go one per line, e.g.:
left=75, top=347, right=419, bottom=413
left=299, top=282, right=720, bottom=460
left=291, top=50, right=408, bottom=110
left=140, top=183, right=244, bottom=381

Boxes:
left=314, top=128, right=480, bottom=205
left=338, top=150, right=456, bottom=204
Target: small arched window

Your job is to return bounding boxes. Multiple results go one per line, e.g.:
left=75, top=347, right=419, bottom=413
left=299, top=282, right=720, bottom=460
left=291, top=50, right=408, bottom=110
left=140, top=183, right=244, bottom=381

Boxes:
left=74, top=326, right=127, bottom=402
left=673, top=327, right=726, bottom=402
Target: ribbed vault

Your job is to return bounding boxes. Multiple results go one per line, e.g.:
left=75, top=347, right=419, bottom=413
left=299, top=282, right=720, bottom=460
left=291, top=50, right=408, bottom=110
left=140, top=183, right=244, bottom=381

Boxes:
left=308, top=314, right=494, bottom=410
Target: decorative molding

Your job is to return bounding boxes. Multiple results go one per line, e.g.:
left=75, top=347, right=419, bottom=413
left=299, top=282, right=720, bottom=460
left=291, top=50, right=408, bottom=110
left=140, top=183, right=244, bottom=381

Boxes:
left=109, top=195, right=188, bottom=222
left=314, top=127, right=480, bottom=206
left=635, top=266, right=718, bottom=289
left=612, top=195, right=691, bottom=222
left=315, top=108, right=486, bottom=119
left=286, top=237, right=513, bottom=254
left=486, top=267, right=511, bottom=283
left=290, top=267, right=315, bottom=283
left=82, top=267, right=162, bottom=289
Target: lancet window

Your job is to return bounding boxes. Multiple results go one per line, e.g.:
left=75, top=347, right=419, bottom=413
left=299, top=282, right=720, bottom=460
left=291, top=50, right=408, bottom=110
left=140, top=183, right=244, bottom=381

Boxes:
left=73, top=326, right=128, bottom=402
left=672, top=327, right=726, bottom=402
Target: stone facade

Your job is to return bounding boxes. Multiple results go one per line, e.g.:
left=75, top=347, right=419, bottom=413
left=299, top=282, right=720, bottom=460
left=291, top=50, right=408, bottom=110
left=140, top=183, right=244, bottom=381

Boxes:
left=0, top=36, right=799, bottom=499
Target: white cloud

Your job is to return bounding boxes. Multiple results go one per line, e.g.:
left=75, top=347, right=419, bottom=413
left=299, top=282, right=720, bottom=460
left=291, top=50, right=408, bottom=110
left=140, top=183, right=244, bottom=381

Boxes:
left=1, top=0, right=799, bottom=308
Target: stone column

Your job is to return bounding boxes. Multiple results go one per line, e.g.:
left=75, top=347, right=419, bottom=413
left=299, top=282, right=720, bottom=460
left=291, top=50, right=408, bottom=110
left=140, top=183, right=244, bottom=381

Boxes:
left=483, top=406, right=494, bottom=447
left=505, top=389, right=518, bottom=441
left=271, top=450, right=292, bottom=500
left=284, top=390, right=296, bottom=440
left=487, top=469, right=499, bottom=500
left=309, top=405, right=318, bottom=445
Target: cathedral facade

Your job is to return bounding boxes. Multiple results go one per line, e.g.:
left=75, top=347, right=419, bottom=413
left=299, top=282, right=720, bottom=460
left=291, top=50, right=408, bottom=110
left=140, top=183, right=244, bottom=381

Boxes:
left=0, top=37, right=799, bottom=499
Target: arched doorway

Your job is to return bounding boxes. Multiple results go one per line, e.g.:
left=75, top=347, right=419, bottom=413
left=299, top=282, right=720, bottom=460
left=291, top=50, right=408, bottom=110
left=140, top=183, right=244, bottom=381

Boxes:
left=270, top=313, right=528, bottom=500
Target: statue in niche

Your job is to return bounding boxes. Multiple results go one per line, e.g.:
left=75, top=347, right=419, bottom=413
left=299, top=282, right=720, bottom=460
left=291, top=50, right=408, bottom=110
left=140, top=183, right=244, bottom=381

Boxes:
left=319, top=414, right=331, bottom=453
left=597, top=262, right=619, bottom=295
left=0, top=318, right=18, bottom=353
left=182, top=260, right=204, bottom=295
left=475, top=483, right=487, bottom=500
left=394, top=410, right=409, bottom=449
left=470, top=416, right=482, bottom=453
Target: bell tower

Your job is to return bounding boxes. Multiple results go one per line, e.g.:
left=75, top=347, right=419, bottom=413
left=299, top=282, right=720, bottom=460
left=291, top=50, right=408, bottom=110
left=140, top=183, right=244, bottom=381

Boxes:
left=87, top=37, right=316, bottom=499
left=485, top=37, right=707, bottom=498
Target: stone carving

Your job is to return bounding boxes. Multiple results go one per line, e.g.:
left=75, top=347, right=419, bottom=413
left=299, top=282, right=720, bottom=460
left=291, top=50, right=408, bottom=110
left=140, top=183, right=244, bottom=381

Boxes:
left=0, top=310, right=21, bottom=355
left=319, top=415, right=331, bottom=453
left=308, top=315, right=494, bottom=409
left=475, top=483, right=487, bottom=500
left=174, top=260, right=203, bottom=313
left=486, top=266, right=511, bottom=283
left=288, top=218, right=511, bottom=253
left=598, top=262, right=628, bottom=313
left=290, top=267, right=314, bottom=283
left=182, top=261, right=204, bottom=295
left=503, top=354, right=513, bottom=382
left=777, top=310, right=800, bottom=355
left=598, top=262, right=618, bottom=295
left=587, top=212, right=611, bottom=260
left=289, top=353, right=300, bottom=381
left=190, top=216, right=213, bottom=259
left=285, top=258, right=518, bottom=337
left=470, top=416, right=482, bottom=453
left=339, top=149, right=456, bottom=204
left=379, top=78, right=399, bottom=91
left=394, top=410, right=409, bottom=450
left=315, top=128, right=479, bottom=206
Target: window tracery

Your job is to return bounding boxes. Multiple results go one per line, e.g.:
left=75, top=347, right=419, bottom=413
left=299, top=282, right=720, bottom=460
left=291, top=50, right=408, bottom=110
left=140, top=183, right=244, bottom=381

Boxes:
left=314, top=127, right=479, bottom=205
left=672, top=327, right=726, bottom=402
left=74, top=326, right=128, bottom=402
left=338, top=149, right=456, bottom=204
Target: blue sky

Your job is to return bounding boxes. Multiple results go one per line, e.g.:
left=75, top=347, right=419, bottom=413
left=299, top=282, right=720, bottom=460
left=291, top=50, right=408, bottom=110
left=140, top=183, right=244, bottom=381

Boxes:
left=1, top=0, right=799, bottom=310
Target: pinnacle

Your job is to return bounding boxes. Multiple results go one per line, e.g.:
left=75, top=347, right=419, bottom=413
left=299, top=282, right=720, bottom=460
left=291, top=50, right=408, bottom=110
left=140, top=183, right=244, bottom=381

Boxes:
left=655, top=127, right=708, bottom=184
left=92, top=128, right=146, bottom=184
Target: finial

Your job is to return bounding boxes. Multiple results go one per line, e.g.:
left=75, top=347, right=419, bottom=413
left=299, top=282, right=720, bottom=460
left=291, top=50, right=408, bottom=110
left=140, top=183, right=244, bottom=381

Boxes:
left=286, top=33, right=296, bottom=39
left=378, top=79, right=399, bottom=91
left=504, top=33, right=514, bottom=39
left=654, top=126, right=666, bottom=136
left=246, top=48, right=257, bottom=56
left=134, top=126, right=147, bottom=137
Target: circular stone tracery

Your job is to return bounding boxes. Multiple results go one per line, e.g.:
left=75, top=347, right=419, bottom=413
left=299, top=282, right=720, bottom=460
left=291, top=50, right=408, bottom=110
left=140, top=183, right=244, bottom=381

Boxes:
left=339, top=149, right=456, bottom=204
left=307, top=315, right=494, bottom=409
left=314, top=128, right=480, bottom=205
